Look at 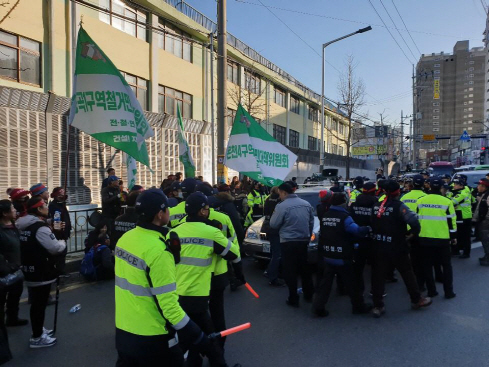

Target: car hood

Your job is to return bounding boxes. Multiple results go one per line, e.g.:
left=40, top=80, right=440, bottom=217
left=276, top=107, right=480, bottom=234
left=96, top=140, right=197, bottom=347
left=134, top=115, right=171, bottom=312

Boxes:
left=247, top=216, right=320, bottom=243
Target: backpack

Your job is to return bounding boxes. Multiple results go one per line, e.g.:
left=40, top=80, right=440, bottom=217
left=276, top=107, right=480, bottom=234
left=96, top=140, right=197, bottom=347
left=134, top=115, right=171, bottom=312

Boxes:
left=80, top=244, right=107, bottom=281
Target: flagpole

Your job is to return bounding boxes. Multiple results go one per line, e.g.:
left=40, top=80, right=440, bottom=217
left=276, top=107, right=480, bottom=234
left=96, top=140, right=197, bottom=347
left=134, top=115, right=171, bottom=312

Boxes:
left=209, top=32, right=216, bottom=184
left=63, top=125, right=72, bottom=193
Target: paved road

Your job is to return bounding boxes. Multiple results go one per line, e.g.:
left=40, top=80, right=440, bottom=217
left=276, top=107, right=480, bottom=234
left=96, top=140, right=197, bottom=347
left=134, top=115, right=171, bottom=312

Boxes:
left=6, top=245, right=489, bottom=367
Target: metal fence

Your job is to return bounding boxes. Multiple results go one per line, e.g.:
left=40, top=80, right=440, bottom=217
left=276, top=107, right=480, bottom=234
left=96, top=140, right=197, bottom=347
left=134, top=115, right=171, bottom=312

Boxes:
left=66, top=207, right=102, bottom=254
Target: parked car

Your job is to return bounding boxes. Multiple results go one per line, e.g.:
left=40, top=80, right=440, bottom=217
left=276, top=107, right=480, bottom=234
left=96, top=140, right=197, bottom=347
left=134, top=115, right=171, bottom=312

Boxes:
left=452, top=170, right=489, bottom=188
left=242, top=186, right=326, bottom=264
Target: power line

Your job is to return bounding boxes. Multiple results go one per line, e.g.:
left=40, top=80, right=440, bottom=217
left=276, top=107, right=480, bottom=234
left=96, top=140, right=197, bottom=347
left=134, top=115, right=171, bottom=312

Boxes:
left=378, top=0, right=417, bottom=61
left=391, top=0, right=422, bottom=55
left=254, top=0, right=342, bottom=74
left=234, top=0, right=480, bottom=41
left=367, top=0, right=413, bottom=65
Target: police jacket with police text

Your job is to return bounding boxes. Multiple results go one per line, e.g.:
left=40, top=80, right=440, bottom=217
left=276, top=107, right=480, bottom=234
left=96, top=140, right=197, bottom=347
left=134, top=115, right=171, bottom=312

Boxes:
left=319, top=206, right=370, bottom=261
left=115, top=221, right=190, bottom=338
left=350, top=194, right=377, bottom=227
left=371, top=198, right=420, bottom=252
left=416, top=193, right=456, bottom=246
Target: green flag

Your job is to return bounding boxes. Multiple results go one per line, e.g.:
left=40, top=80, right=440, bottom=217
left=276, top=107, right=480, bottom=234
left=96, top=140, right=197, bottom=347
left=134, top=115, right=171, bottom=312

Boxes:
left=224, top=104, right=297, bottom=186
left=68, top=27, right=153, bottom=167
left=177, top=104, right=196, bottom=178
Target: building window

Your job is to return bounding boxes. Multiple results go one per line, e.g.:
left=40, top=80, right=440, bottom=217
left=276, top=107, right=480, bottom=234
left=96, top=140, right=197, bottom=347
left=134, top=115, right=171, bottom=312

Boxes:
left=434, top=64, right=440, bottom=67
left=338, top=146, right=344, bottom=156
left=469, top=107, right=473, bottom=111
left=469, top=100, right=473, bottom=104
left=469, top=67, right=474, bottom=71
left=0, top=30, right=41, bottom=86
left=227, top=62, right=239, bottom=84
left=289, top=129, right=299, bottom=147
left=433, top=128, right=440, bottom=132
left=464, top=102, right=468, bottom=105
left=332, top=119, right=338, bottom=131
left=468, top=127, right=473, bottom=130
left=469, top=74, right=474, bottom=78
left=100, top=0, right=147, bottom=41
left=290, top=95, right=300, bottom=114
left=339, top=123, right=344, bottom=135
left=433, top=109, right=439, bottom=113
left=433, top=116, right=439, bottom=119
left=433, top=122, right=439, bottom=125
left=434, top=70, right=440, bottom=74
left=308, top=136, right=318, bottom=151
left=244, top=70, right=261, bottom=94
left=469, top=94, right=474, bottom=97
left=332, top=144, right=338, bottom=155
left=468, top=114, right=473, bottom=117
left=157, top=20, right=192, bottom=62
left=158, top=85, right=192, bottom=118
left=120, top=72, right=148, bottom=110
left=308, top=105, right=319, bottom=122
left=274, top=87, right=285, bottom=107
left=433, top=102, right=440, bottom=106
left=226, top=108, right=236, bottom=127
left=469, top=81, right=474, bottom=84
left=273, top=124, right=286, bottom=145
left=470, top=61, right=475, bottom=64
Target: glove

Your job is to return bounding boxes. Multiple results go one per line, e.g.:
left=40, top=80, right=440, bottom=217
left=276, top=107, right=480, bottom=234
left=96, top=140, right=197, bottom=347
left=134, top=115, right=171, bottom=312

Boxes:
left=232, top=261, right=246, bottom=283
left=167, top=232, right=181, bottom=264
left=210, top=219, right=223, bottom=231
left=177, top=319, right=227, bottom=367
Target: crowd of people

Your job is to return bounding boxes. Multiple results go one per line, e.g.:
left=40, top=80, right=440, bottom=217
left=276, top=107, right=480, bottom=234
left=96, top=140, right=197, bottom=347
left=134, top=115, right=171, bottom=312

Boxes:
left=1, top=166, right=487, bottom=366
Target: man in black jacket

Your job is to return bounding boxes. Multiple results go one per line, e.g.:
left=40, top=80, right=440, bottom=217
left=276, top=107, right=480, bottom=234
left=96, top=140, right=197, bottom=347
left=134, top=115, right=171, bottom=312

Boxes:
left=111, top=191, right=140, bottom=249
left=0, top=200, right=28, bottom=327
left=349, top=182, right=377, bottom=294
left=101, top=176, right=122, bottom=235
left=213, top=185, right=245, bottom=247
left=48, top=187, right=72, bottom=277
left=370, top=180, right=432, bottom=318
left=312, top=193, right=372, bottom=317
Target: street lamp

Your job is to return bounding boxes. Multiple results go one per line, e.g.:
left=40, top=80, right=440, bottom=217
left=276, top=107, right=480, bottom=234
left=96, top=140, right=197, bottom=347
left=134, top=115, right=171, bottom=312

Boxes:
left=320, top=26, right=372, bottom=172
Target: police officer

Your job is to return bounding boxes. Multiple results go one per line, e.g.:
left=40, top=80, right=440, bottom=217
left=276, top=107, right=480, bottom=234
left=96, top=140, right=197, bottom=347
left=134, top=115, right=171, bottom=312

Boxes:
left=312, top=193, right=372, bottom=317
left=370, top=180, right=432, bottom=318
left=400, top=175, right=427, bottom=290
left=417, top=177, right=457, bottom=299
left=450, top=178, right=472, bottom=258
left=349, top=181, right=377, bottom=294
left=168, top=178, right=197, bottom=228
left=111, top=191, right=140, bottom=249
left=114, top=189, right=221, bottom=366
left=349, top=176, right=364, bottom=206
left=170, top=192, right=239, bottom=367
left=244, top=181, right=266, bottom=227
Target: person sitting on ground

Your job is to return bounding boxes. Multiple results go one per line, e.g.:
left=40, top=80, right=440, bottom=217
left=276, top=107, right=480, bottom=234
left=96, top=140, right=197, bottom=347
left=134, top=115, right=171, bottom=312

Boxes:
left=84, top=221, right=114, bottom=280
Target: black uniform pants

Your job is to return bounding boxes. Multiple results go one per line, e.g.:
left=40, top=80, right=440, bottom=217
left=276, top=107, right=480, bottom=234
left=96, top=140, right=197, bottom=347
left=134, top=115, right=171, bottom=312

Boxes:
left=422, top=246, right=454, bottom=296
left=312, top=259, right=365, bottom=312
left=353, top=239, right=372, bottom=294
left=281, top=241, right=314, bottom=302
left=29, top=284, right=52, bottom=338
left=115, top=328, right=184, bottom=367
left=456, top=219, right=472, bottom=256
left=371, top=250, right=421, bottom=308
left=0, top=280, right=23, bottom=322
left=209, top=274, right=228, bottom=349
left=410, top=243, right=425, bottom=290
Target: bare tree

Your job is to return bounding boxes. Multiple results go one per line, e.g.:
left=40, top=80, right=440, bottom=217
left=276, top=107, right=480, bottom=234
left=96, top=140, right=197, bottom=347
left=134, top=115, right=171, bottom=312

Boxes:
left=327, top=55, right=365, bottom=178
left=227, top=62, right=266, bottom=123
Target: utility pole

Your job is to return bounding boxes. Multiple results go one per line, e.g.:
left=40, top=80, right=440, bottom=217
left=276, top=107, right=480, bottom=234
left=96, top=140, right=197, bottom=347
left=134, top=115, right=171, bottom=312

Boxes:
left=217, top=0, right=227, bottom=184
left=209, top=32, right=216, bottom=184
left=400, top=110, right=404, bottom=169
left=412, top=65, right=416, bottom=168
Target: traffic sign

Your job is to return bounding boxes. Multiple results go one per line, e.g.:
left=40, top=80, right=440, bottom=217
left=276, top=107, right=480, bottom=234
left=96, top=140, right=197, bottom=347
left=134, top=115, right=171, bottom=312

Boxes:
left=423, top=134, right=435, bottom=141
left=459, top=130, right=471, bottom=141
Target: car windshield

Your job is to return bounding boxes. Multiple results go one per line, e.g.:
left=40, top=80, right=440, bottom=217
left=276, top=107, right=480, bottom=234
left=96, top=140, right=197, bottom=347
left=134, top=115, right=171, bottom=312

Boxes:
left=296, top=192, right=320, bottom=216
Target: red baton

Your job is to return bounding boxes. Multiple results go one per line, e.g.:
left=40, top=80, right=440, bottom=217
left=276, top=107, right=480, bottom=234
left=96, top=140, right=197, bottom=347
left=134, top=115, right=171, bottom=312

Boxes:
left=245, top=282, right=259, bottom=298
left=209, top=323, right=251, bottom=339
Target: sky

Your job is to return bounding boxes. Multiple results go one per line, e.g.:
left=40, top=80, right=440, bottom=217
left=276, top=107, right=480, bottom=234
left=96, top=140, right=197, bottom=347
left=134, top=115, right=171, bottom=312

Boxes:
left=183, top=0, right=488, bottom=131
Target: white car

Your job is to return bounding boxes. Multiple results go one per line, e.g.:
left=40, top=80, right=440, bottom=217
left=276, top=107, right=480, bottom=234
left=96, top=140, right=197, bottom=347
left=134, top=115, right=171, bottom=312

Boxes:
left=242, top=186, right=327, bottom=264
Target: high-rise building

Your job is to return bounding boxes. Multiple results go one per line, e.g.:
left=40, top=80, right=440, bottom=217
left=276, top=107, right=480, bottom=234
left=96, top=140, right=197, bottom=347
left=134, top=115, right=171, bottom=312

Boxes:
left=415, top=41, right=486, bottom=151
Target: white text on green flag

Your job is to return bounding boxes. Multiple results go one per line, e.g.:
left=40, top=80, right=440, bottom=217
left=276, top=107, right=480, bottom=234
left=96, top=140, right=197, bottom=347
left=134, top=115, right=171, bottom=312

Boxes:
left=224, top=104, right=297, bottom=186
left=68, top=27, right=153, bottom=167
left=125, top=153, right=137, bottom=190
left=177, top=105, right=196, bottom=178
